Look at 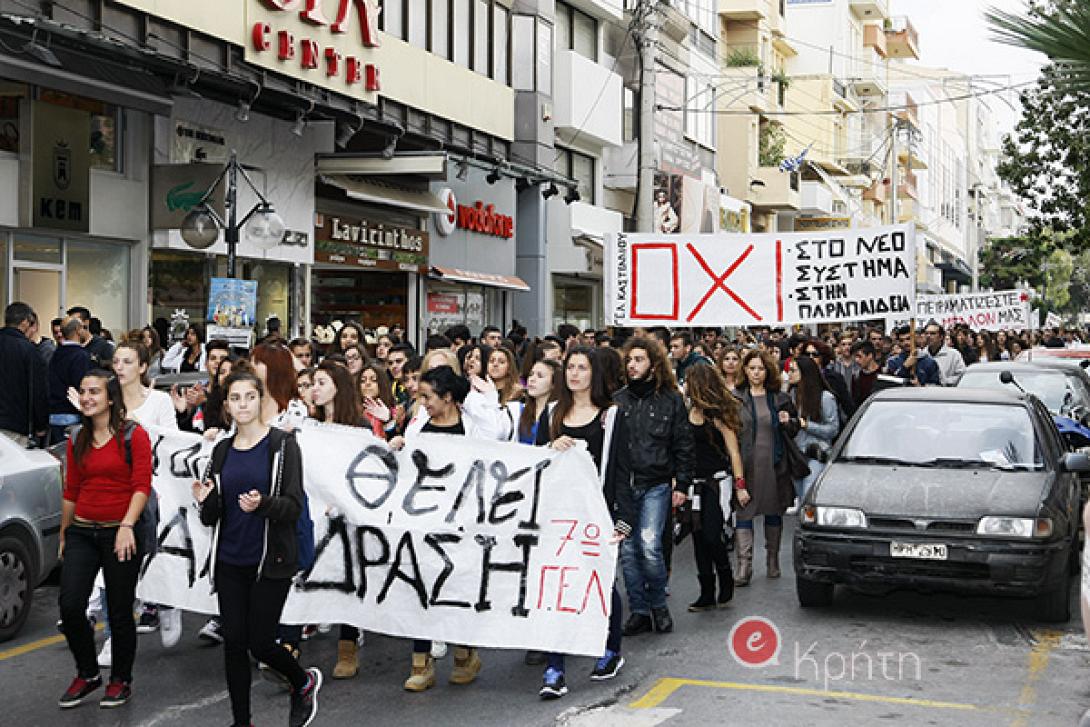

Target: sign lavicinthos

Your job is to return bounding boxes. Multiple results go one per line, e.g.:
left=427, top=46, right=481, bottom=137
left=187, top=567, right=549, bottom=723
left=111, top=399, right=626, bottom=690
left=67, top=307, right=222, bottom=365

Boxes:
left=606, top=225, right=916, bottom=327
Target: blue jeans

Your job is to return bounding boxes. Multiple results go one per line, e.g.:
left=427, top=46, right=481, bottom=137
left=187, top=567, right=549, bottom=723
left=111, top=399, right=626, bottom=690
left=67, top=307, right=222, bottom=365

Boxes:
left=794, top=459, right=825, bottom=502
left=621, top=483, right=671, bottom=614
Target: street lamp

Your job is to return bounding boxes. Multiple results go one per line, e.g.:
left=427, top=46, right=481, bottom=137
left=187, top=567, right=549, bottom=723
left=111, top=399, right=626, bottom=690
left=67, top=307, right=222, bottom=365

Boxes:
left=180, top=151, right=285, bottom=277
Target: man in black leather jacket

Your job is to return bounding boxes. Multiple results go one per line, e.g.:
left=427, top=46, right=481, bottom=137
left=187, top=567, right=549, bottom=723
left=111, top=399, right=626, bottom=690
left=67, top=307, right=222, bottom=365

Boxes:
left=614, top=337, right=696, bottom=636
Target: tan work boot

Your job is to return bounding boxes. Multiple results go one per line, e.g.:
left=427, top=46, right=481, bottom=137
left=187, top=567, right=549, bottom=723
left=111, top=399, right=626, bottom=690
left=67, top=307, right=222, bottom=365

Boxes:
left=403, top=652, right=436, bottom=692
left=734, top=528, right=754, bottom=586
left=449, top=647, right=482, bottom=685
left=332, top=639, right=359, bottom=679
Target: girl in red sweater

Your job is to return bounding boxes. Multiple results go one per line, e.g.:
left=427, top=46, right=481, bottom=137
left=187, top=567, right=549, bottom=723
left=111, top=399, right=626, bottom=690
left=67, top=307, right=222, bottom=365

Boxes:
left=57, top=370, right=150, bottom=710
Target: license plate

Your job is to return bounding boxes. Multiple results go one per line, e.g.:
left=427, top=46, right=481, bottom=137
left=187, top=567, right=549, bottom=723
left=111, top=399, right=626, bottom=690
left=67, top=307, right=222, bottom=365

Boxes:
left=890, top=542, right=948, bottom=560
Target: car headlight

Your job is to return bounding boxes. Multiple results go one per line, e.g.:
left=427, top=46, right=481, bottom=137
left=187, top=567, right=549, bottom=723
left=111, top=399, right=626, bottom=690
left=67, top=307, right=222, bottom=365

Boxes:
left=801, top=506, right=868, bottom=529
left=976, top=517, right=1053, bottom=538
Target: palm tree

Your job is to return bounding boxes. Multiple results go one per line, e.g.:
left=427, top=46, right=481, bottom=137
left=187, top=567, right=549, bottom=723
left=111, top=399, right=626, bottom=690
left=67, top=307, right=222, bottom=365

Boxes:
left=987, top=1, right=1090, bottom=86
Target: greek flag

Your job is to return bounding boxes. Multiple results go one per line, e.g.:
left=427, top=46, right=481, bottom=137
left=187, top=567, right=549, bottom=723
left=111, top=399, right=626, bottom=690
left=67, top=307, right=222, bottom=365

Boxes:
left=779, top=144, right=811, bottom=173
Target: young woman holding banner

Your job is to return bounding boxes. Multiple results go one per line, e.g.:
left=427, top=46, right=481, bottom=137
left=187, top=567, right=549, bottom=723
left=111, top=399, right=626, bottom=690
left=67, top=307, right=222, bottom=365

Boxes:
left=310, top=359, right=372, bottom=680
left=192, top=370, right=321, bottom=727
left=390, top=365, right=490, bottom=692
left=533, top=347, right=635, bottom=700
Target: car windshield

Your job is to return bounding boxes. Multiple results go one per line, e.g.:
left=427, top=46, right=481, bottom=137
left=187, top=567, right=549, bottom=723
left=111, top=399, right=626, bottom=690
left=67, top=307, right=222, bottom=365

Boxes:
left=958, top=369, right=1082, bottom=417
left=840, top=401, right=1043, bottom=470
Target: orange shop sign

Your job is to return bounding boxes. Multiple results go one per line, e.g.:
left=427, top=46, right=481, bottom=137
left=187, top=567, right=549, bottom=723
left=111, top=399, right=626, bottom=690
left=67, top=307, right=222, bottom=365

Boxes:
left=248, top=0, right=381, bottom=97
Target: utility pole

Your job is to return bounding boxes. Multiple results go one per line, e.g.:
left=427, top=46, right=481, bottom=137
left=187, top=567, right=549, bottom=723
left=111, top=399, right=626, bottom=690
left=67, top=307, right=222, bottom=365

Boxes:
left=889, top=119, right=899, bottom=226
left=634, top=0, right=659, bottom=233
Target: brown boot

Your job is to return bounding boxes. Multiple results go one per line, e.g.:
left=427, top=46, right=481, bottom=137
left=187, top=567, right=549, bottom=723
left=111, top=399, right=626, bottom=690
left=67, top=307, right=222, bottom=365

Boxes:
left=332, top=639, right=359, bottom=679
left=449, top=647, right=482, bottom=685
left=765, top=522, right=783, bottom=578
left=734, top=529, right=754, bottom=586
left=403, top=652, right=436, bottom=692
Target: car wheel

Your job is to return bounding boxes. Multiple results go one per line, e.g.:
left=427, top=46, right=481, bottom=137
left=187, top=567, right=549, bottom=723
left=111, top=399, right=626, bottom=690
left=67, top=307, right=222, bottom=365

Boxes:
left=0, top=535, right=34, bottom=643
left=796, top=575, right=834, bottom=607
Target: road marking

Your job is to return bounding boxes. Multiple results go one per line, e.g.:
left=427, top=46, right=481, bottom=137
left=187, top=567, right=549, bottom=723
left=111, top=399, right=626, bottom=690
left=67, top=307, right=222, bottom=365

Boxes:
left=1010, top=629, right=1061, bottom=727
left=0, top=622, right=103, bottom=662
left=630, top=676, right=1000, bottom=713
left=134, top=689, right=230, bottom=727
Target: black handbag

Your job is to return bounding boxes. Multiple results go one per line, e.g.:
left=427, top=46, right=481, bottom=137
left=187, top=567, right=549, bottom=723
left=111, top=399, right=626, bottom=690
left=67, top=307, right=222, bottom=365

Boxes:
left=783, top=436, right=811, bottom=479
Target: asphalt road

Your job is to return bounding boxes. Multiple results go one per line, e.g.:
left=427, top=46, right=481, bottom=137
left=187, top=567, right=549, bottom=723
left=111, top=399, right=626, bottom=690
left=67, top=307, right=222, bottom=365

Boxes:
left=3, top=519, right=1088, bottom=726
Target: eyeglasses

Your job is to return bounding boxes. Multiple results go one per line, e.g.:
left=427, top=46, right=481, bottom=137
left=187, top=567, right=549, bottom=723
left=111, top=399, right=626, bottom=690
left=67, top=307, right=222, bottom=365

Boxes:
left=925, top=330, right=942, bottom=336
left=804, top=350, right=820, bottom=357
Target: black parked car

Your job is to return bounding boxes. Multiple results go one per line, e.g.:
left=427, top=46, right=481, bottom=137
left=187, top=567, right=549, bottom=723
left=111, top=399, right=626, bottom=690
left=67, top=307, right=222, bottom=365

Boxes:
left=793, top=387, right=1088, bottom=622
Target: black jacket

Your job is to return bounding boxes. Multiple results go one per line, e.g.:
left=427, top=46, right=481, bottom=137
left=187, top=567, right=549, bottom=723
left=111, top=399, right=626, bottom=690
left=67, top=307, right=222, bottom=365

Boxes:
left=198, top=428, right=304, bottom=582
left=613, top=381, right=695, bottom=492
left=0, top=327, right=48, bottom=436
left=535, top=405, right=637, bottom=536
left=48, top=343, right=93, bottom=417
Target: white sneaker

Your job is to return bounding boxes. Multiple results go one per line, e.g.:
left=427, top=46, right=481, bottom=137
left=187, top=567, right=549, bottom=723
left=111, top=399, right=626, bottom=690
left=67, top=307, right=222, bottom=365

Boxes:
left=160, top=607, right=182, bottom=648
left=430, top=641, right=447, bottom=659
left=786, top=505, right=799, bottom=515
left=198, top=618, right=224, bottom=644
left=98, top=637, right=112, bottom=668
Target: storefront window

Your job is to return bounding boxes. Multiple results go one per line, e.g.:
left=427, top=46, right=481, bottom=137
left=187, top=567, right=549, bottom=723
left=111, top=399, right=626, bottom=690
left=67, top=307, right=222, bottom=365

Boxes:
left=243, top=261, right=292, bottom=338
left=38, top=90, right=121, bottom=172
left=312, top=270, right=409, bottom=333
left=14, top=233, right=62, bottom=264
left=66, top=240, right=130, bottom=334
left=553, top=280, right=596, bottom=331
left=426, top=283, right=490, bottom=335
left=150, top=250, right=213, bottom=344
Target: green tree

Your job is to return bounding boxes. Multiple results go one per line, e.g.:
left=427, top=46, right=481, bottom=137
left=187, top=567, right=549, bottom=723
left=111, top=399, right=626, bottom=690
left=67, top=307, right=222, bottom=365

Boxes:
left=979, top=235, right=1053, bottom=291
left=988, top=2, right=1090, bottom=251
left=1042, top=247, right=1073, bottom=311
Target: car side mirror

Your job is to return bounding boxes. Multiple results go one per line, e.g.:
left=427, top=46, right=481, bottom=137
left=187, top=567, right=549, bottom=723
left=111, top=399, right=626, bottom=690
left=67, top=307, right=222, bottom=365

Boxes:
left=1060, top=452, right=1090, bottom=473
left=999, top=371, right=1014, bottom=384
left=1080, top=360, right=1090, bottom=370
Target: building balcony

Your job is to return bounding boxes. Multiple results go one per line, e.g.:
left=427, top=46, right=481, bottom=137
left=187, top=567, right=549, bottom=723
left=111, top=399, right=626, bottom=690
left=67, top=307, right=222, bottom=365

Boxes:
left=553, top=49, right=622, bottom=148
left=849, top=0, right=890, bottom=20
left=831, top=78, right=858, bottom=112
left=800, top=180, right=834, bottom=214
left=718, top=66, right=779, bottom=113
left=863, top=23, right=887, bottom=58
left=863, top=177, right=889, bottom=203
left=718, top=0, right=768, bottom=20
left=751, top=167, right=800, bottom=210
left=885, top=16, right=919, bottom=60
left=850, top=69, right=887, bottom=98
left=897, top=168, right=918, bottom=200
left=603, top=140, right=637, bottom=191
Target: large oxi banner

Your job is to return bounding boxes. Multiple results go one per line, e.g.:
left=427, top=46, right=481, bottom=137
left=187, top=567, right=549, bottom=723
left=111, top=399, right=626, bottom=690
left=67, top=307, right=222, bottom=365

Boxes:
left=136, top=424, right=617, bottom=656
left=606, top=225, right=916, bottom=327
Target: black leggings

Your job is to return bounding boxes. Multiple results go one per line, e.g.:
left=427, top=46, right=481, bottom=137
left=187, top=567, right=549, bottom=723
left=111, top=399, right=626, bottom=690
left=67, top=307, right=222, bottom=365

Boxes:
left=215, top=562, right=306, bottom=724
left=691, top=481, right=733, bottom=592
left=58, top=524, right=141, bottom=682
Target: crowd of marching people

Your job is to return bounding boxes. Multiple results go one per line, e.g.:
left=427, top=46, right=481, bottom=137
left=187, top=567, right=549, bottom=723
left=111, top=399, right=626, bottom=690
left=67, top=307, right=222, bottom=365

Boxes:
left=3, top=298, right=1089, bottom=724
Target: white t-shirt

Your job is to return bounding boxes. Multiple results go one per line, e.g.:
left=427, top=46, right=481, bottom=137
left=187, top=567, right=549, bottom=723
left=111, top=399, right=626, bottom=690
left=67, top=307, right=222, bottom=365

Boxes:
left=129, top=389, right=179, bottom=431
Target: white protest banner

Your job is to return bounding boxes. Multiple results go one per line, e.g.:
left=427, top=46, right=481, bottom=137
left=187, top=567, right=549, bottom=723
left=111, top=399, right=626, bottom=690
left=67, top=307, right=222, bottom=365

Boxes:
left=886, top=289, right=1033, bottom=331
left=1045, top=311, right=1063, bottom=329
left=606, top=224, right=915, bottom=327
left=136, top=423, right=616, bottom=656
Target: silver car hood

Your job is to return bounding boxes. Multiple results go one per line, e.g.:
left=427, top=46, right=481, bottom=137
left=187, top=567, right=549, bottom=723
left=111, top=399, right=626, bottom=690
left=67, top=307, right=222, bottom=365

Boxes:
left=814, top=463, right=1050, bottom=519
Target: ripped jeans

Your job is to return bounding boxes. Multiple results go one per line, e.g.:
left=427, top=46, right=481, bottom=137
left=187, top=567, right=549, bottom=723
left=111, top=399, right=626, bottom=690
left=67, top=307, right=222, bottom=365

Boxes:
left=620, top=483, right=671, bottom=615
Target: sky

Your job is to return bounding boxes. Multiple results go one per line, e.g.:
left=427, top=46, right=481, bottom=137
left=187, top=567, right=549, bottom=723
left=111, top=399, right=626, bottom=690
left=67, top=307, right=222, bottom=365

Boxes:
left=891, top=0, right=1046, bottom=134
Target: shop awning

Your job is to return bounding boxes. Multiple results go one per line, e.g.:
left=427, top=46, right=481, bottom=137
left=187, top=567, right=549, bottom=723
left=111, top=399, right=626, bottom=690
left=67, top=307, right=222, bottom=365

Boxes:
left=317, top=153, right=447, bottom=178
left=431, top=266, right=530, bottom=292
left=320, top=174, right=450, bottom=214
